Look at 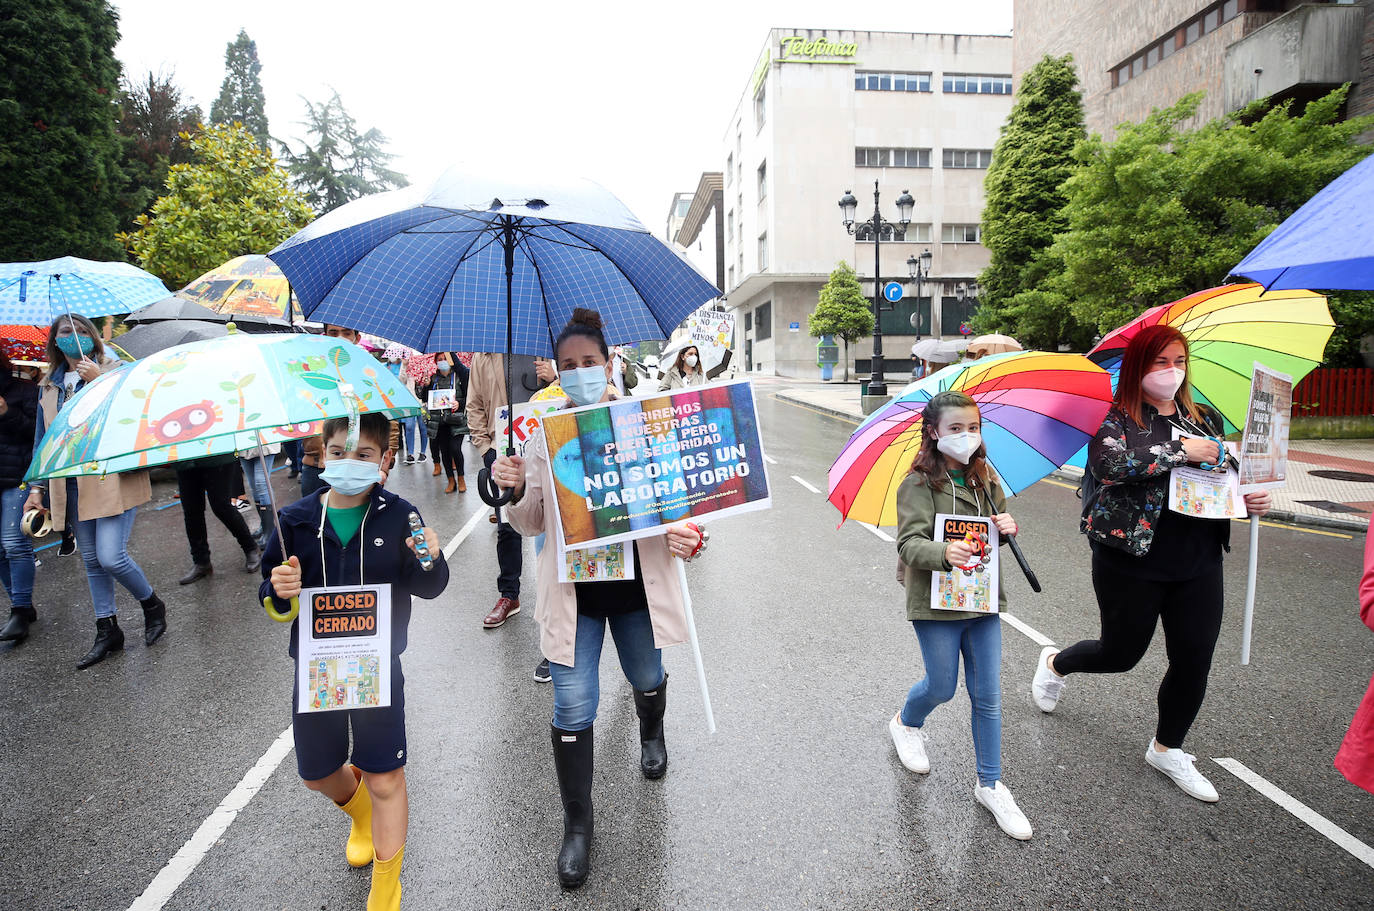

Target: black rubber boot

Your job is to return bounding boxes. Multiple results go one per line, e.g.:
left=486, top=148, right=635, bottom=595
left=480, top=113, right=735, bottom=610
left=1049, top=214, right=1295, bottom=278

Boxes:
left=178, top=563, right=213, bottom=585
left=551, top=724, right=594, bottom=889
left=243, top=544, right=263, bottom=573
left=140, top=593, right=167, bottom=646
left=0, top=607, right=36, bottom=642
left=255, top=506, right=273, bottom=548
left=633, top=674, right=668, bottom=780
left=77, top=616, right=124, bottom=669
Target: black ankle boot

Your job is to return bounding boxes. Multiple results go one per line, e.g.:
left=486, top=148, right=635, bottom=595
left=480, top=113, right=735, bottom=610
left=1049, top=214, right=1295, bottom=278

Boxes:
left=0, top=607, right=36, bottom=643
left=178, top=563, right=212, bottom=585
left=140, top=593, right=166, bottom=646
left=255, top=506, right=273, bottom=548
left=243, top=544, right=262, bottom=573
left=551, top=724, right=594, bottom=889
left=633, top=674, right=668, bottom=779
left=77, top=616, right=124, bottom=669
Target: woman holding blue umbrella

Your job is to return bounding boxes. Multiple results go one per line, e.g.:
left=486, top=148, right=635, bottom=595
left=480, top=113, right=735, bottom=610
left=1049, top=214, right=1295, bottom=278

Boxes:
left=24, top=314, right=165, bottom=668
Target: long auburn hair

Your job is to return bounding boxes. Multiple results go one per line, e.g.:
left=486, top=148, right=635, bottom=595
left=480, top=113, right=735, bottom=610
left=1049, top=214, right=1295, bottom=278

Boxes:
left=1116, top=324, right=1202, bottom=429
left=908, top=390, right=992, bottom=492
left=45, top=313, right=106, bottom=375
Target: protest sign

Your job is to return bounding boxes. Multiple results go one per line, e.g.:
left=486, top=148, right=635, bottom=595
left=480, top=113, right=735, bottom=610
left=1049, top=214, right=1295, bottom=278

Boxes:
left=688, top=308, right=735, bottom=350
left=930, top=514, right=999, bottom=614
left=427, top=388, right=459, bottom=412
left=540, top=379, right=771, bottom=551
left=296, top=584, right=392, bottom=713
left=1239, top=362, right=1293, bottom=491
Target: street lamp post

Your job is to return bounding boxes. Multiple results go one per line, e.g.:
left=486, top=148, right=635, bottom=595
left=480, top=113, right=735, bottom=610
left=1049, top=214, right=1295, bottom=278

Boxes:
left=906, top=249, right=933, bottom=340
left=839, top=180, right=913, bottom=399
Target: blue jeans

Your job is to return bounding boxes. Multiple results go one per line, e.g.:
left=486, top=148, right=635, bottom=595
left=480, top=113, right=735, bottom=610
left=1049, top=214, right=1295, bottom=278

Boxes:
left=0, top=486, right=35, bottom=610
left=72, top=507, right=153, bottom=619
left=402, top=416, right=422, bottom=455
left=550, top=609, right=665, bottom=731
left=240, top=454, right=275, bottom=507
left=901, top=615, right=1003, bottom=787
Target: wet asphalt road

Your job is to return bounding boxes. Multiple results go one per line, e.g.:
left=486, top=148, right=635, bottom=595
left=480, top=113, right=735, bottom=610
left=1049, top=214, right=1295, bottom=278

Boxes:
left=1, top=378, right=1372, bottom=911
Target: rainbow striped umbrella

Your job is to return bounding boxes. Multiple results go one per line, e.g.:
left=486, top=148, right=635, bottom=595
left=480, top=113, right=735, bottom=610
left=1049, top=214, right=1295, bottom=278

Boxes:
left=828, top=351, right=1114, bottom=526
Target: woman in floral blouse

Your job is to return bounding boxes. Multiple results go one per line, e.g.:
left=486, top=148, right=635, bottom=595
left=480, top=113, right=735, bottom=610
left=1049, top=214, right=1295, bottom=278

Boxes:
left=1029, top=324, right=1272, bottom=803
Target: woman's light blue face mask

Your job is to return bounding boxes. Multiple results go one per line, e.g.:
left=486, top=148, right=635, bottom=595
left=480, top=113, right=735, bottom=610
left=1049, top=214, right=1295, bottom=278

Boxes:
left=559, top=365, right=609, bottom=407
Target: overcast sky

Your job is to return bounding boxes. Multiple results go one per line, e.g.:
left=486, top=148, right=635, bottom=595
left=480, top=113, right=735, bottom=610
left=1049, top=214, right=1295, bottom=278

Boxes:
left=113, top=0, right=1013, bottom=233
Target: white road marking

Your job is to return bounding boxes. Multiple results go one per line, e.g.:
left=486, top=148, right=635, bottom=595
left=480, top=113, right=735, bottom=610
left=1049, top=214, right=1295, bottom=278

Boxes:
left=999, top=612, right=1056, bottom=648
left=857, top=521, right=894, bottom=542
left=443, top=505, right=489, bottom=558
left=1212, top=758, right=1374, bottom=870
left=763, top=453, right=778, bottom=465
left=791, top=475, right=820, bottom=494
left=127, top=727, right=295, bottom=911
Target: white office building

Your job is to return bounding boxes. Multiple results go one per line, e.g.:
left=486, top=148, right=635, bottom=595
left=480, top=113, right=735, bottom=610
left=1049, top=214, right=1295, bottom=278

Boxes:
left=705, top=28, right=1013, bottom=378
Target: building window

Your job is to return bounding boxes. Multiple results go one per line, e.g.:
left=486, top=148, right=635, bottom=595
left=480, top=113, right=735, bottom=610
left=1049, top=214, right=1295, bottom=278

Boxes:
left=754, top=85, right=766, bottom=131
left=880, top=297, right=932, bottom=336
left=676, top=198, right=692, bottom=218
left=744, top=311, right=752, bottom=331
left=757, top=162, right=767, bottom=200
left=1114, top=0, right=1245, bottom=88
left=725, top=153, right=733, bottom=185
left=942, top=149, right=993, bottom=169
left=855, top=71, right=932, bottom=92
left=942, top=224, right=982, bottom=243
left=755, top=302, right=772, bottom=340
left=728, top=266, right=735, bottom=289
left=855, top=147, right=931, bottom=168
left=726, top=210, right=734, bottom=243
left=758, top=233, right=768, bottom=271
left=907, top=223, right=933, bottom=243
left=942, top=73, right=1012, bottom=95
left=855, top=222, right=933, bottom=242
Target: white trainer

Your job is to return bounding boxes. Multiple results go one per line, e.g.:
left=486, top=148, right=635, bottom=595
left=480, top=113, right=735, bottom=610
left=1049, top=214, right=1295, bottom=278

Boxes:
left=974, top=781, right=1033, bottom=840
left=888, top=714, right=930, bottom=773
left=1031, top=646, right=1067, bottom=713
left=1144, top=740, right=1219, bottom=802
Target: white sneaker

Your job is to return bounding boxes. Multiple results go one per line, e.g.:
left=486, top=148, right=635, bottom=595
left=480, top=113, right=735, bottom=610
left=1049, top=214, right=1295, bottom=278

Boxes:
left=974, top=781, right=1033, bottom=840
left=1031, top=646, right=1067, bottom=712
left=888, top=714, right=929, bottom=773
left=1144, top=740, right=1219, bottom=802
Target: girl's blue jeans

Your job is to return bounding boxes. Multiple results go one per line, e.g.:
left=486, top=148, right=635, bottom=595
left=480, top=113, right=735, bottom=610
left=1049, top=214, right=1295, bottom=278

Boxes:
left=549, top=609, right=665, bottom=732
left=72, top=506, right=153, bottom=619
left=901, top=614, right=1003, bottom=787
left=240, top=455, right=275, bottom=507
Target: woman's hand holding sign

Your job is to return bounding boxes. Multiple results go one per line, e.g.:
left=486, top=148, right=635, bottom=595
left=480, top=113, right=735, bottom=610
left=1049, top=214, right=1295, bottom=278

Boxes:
left=272, top=555, right=303, bottom=600
left=491, top=454, right=526, bottom=496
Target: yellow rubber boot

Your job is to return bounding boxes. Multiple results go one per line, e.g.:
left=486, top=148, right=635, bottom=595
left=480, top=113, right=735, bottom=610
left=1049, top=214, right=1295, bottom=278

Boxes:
left=367, top=844, right=404, bottom=911
left=339, top=766, right=374, bottom=867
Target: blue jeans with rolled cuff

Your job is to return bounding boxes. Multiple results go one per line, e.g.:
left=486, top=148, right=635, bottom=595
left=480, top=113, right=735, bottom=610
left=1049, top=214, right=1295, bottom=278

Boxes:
left=0, top=485, right=35, bottom=609
left=550, top=608, right=665, bottom=732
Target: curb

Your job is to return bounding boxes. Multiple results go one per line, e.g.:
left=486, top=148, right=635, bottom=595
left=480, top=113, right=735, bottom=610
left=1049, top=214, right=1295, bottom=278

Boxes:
left=774, top=391, right=1368, bottom=536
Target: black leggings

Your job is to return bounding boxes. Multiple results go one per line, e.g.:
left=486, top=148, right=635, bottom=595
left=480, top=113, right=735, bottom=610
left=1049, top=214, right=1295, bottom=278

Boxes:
left=1054, top=557, right=1224, bottom=749
left=434, top=424, right=465, bottom=478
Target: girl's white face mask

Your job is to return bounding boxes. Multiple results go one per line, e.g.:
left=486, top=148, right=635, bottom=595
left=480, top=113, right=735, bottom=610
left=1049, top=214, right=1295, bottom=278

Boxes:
left=1142, top=366, right=1186, bottom=402
left=936, top=431, right=981, bottom=465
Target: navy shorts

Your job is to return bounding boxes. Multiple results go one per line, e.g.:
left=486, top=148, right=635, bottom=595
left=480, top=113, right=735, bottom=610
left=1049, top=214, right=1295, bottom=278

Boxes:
left=291, top=658, right=407, bottom=781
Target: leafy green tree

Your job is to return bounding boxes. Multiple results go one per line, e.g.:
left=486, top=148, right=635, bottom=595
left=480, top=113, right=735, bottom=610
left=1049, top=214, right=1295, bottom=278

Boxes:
left=975, top=54, right=1087, bottom=348
left=210, top=29, right=270, bottom=149
left=121, top=123, right=312, bottom=288
left=0, top=0, right=127, bottom=260
left=280, top=91, right=408, bottom=213
left=1053, top=87, right=1374, bottom=345
left=808, top=261, right=873, bottom=382
left=116, top=70, right=202, bottom=233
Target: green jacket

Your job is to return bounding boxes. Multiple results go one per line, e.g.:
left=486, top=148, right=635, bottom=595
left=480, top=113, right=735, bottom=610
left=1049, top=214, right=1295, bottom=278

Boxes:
left=896, top=471, right=1009, bottom=622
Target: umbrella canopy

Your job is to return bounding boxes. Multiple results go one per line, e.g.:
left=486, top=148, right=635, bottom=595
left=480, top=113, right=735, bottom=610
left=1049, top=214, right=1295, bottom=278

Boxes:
left=124, top=296, right=229, bottom=326
left=177, top=255, right=301, bottom=326
left=1231, top=153, right=1374, bottom=291
left=828, top=351, right=1114, bottom=526
left=912, top=338, right=967, bottom=364
left=268, top=168, right=721, bottom=356
left=0, top=257, right=168, bottom=325
left=968, top=334, right=1022, bottom=358
left=115, top=319, right=228, bottom=359
left=26, top=332, right=419, bottom=481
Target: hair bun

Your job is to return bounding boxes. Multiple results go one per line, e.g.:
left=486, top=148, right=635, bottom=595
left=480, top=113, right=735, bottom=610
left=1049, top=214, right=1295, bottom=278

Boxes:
left=569, top=308, right=604, bottom=331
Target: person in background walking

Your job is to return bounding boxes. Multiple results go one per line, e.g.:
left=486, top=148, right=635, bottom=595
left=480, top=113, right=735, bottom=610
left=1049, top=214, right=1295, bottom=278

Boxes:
left=890, top=390, right=1032, bottom=840
left=24, top=314, right=165, bottom=669
left=609, top=345, right=637, bottom=396
left=238, top=440, right=280, bottom=549
left=493, top=308, right=708, bottom=888
left=1030, top=325, right=1272, bottom=803
left=422, top=353, right=469, bottom=494
left=0, top=351, right=38, bottom=643
left=300, top=432, right=326, bottom=498
left=174, top=453, right=263, bottom=583
left=1335, top=516, right=1374, bottom=795
left=658, top=345, right=705, bottom=391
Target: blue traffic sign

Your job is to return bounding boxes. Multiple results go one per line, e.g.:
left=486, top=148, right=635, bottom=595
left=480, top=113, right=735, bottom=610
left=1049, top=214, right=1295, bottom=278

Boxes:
left=883, top=281, right=904, bottom=303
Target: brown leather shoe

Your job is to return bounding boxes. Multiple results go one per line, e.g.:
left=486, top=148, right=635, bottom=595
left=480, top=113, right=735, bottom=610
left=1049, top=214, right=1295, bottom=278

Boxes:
left=483, top=597, right=520, bottom=629
left=488, top=512, right=498, bottom=524
left=457, top=476, right=467, bottom=493
left=432, top=461, right=442, bottom=477
left=445, top=477, right=457, bottom=494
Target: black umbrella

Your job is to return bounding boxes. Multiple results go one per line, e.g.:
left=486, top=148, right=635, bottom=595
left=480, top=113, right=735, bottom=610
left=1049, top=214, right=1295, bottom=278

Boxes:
left=123, top=296, right=228, bottom=326
left=115, top=319, right=228, bottom=359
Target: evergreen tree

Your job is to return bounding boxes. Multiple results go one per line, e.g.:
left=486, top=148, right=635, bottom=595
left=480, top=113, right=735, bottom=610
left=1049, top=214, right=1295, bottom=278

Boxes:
left=209, top=29, right=270, bottom=149
left=808, top=261, right=873, bottom=383
left=121, top=122, right=312, bottom=288
left=116, top=70, right=203, bottom=233
left=974, top=54, right=1089, bottom=349
left=280, top=91, right=408, bottom=213
left=0, top=0, right=127, bottom=260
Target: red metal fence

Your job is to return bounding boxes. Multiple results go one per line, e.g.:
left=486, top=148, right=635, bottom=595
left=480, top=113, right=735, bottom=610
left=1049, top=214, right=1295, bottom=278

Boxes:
left=1291, top=368, right=1374, bottom=417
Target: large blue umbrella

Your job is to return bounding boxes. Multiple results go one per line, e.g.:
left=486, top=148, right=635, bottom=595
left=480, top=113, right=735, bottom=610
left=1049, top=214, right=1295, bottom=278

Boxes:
left=268, top=168, right=721, bottom=505
left=1231, top=153, right=1374, bottom=290
left=0, top=257, right=170, bottom=324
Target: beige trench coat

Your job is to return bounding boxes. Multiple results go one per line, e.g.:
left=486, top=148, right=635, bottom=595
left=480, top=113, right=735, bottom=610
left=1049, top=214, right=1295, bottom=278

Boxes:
left=34, top=356, right=151, bottom=529
left=503, top=412, right=691, bottom=667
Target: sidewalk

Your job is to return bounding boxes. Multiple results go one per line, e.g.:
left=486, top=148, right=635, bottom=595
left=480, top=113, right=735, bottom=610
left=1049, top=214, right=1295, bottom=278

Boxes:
left=773, top=381, right=1372, bottom=533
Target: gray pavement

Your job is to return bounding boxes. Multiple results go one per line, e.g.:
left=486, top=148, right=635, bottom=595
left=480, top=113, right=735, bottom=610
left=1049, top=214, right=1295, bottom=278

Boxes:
left=1, top=385, right=1372, bottom=910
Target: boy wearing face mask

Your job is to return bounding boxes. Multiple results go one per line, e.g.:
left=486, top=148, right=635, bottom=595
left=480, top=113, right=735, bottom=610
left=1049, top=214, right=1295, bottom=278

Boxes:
left=261, top=412, right=449, bottom=911
left=890, top=390, right=1033, bottom=841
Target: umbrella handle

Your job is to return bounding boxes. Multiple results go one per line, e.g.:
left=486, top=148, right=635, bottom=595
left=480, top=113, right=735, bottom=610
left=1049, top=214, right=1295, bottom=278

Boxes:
left=477, top=468, right=513, bottom=507
left=263, top=561, right=301, bottom=622
left=1005, top=534, right=1041, bottom=593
